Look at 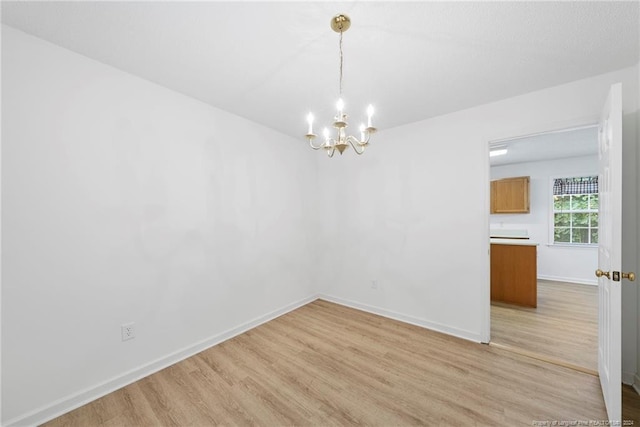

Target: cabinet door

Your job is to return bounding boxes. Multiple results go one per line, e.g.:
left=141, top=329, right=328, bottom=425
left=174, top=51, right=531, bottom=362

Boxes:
left=491, top=176, right=530, bottom=214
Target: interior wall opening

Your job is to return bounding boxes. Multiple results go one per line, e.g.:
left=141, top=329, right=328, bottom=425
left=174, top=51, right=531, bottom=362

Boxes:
left=487, top=124, right=599, bottom=373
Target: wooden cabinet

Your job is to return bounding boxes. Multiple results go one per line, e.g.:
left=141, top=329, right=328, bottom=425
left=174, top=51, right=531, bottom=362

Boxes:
left=491, top=176, right=530, bottom=214
left=490, top=243, right=537, bottom=307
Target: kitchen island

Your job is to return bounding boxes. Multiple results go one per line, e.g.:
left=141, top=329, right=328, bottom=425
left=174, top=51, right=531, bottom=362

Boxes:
left=490, top=238, right=538, bottom=308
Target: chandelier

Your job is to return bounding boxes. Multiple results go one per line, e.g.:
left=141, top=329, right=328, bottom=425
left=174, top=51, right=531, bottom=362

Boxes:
left=305, top=14, right=377, bottom=157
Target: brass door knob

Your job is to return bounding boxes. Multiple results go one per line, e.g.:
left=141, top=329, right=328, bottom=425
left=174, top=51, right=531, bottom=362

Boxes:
left=595, top=269, right=610, bottom=279
left=622, top=272, right=636, bottom=281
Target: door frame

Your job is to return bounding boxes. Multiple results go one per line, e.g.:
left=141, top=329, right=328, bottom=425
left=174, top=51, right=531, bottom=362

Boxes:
left=481, top=115, right=601, bottom=343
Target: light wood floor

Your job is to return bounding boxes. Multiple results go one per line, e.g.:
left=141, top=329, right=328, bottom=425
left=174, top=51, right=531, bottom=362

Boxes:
left=491, top=279, right=640, bottom=424
left=44, top=299, right=608, bottom=426
left=491, top=280, right=598, bottom=372
left=623, top=385, right=640, bottom=423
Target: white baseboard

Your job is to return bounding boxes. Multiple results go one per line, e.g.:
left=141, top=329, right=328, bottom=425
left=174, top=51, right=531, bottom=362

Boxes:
left=537, top=275, right=597, bottom=286
left=318, top=294, right=483, bottom=343
left=4, top=294, right=320, bottom=427
left=634, top=374, right=640, bottom=394
left=622, top=370, right=635, bottom=385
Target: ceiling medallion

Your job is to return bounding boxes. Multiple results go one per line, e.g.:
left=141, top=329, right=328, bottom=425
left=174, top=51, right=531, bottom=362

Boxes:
left=305, top=14, right=377, bottom=157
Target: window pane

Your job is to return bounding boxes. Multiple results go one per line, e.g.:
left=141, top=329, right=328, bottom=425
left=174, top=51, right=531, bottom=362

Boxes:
left=554, top=195, right=570, bottom=211
left=554, top=227, right=570, bottom=243
left=571, top=194, right=589, bottom=210
left=590, top=213, right=598, bottom=227
left=573, top=213, right=589, bottom=227
left=591, top=229, right=599, bottom=244
left=554, top=213, right=570, bottom=227
left=590, top=194, right=599, bottom=210
left=572, top=228, right=589, bottom=244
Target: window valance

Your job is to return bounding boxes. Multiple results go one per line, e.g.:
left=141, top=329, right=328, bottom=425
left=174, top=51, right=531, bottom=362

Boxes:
left=553, top=176, right=598, bottom=195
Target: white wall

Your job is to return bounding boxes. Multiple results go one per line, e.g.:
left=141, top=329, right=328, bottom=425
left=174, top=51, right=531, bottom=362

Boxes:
left=635, top=60, right=640, bottom=390
left=490, top=155, right=599, bottom=285
left=315, top=65, right=639, bottom=370
left=621, top=67, right=639, bottom=385
left=1, top=26, right=319, bottom=425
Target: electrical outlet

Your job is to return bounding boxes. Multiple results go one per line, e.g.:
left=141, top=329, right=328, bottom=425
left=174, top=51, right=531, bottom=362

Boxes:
left=121, top=323, right=135, bottom=341
left=371, top=280, right=378, bottom=289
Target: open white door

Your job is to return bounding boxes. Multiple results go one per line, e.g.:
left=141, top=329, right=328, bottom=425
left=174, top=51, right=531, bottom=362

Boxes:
left=597, top=83, right=622, bottom=422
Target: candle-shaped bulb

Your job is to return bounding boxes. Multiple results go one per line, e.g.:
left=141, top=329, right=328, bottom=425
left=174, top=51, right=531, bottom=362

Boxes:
left=323, top=127, right=332, bottom=148
left=307, top=112, right=314, bottom=134
left=336, top=98, right=344, bottom=119
left=359, top=123, right=366, bottom=141
left=366, top=104, right=374, bottom=127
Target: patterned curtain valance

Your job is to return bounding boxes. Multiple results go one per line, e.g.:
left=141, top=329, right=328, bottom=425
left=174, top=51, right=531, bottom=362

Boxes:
left=553, top=176, right=598, bottom=195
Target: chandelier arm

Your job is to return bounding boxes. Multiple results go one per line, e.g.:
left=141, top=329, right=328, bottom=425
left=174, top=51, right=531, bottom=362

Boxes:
left=346, top=136, right=366, bottom=155
left=327, top=146, right=336, bottom=157
left=308, top=138, right=324, bottom=150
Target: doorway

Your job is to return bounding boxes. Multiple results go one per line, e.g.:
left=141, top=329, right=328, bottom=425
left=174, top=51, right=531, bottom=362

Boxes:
left=487, top=125, right=599, bottom=373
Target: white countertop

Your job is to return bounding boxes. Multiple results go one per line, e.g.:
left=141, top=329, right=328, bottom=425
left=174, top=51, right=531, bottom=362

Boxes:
left=490, top=238, right=539, bottom=246
left=490, top=228, right=529, bottom=239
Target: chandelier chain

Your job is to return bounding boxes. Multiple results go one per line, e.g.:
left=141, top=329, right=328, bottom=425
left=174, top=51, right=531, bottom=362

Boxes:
left=339, top=30, right=343, bottom=96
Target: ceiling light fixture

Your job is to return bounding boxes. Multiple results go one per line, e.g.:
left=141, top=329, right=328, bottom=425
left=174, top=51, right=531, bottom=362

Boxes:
left=490, top=148, right=508, bottom=157
left=305, top=14, right=377, bottom=157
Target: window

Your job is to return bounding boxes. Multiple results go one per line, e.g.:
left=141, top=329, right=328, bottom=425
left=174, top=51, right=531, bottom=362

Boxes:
left=552, top=176, right=598, bottom=245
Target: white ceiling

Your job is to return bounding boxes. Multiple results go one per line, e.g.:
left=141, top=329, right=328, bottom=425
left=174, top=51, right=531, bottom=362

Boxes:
left=2, top=1, right=639, bottom=138
left=489, top=126, right=598, bottom=167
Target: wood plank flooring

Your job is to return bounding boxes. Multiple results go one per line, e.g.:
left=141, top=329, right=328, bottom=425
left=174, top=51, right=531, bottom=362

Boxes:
left=623, top=385, right=640, bottom=424
left=491, top=280, right=598, bottom=371
left=491, top=279, right=640, bottom=424
left=44, top=299, right=608, bottom=426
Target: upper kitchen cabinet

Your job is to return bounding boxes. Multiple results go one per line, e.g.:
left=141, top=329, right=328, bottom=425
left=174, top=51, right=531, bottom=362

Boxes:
left=491, top=176, right=530, bottom=214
